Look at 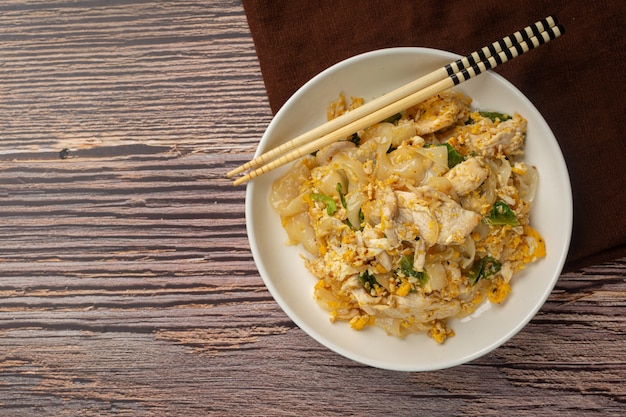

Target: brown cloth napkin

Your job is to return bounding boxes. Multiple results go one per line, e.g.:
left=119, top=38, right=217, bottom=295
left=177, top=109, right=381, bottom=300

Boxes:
left=242, top=0, right=626, bottom=272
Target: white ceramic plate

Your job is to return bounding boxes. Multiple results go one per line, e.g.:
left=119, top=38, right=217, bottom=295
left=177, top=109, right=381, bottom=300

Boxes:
left=246, top=47, right=572, bottom=371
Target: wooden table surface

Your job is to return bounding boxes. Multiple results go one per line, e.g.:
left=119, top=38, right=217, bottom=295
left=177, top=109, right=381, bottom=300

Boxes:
left=1, top=1, right=624, bottom=415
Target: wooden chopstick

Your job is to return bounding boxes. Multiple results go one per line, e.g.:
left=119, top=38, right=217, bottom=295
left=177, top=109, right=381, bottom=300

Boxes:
left=228, top=16, right=558, bottom=180
left=230, top=17, right=563, bottom=185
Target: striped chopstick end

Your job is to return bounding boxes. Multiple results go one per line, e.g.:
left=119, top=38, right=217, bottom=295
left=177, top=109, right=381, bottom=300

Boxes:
left=445, top=15, right=559, bottom=76
left=450, top=23, right=564, bottom=86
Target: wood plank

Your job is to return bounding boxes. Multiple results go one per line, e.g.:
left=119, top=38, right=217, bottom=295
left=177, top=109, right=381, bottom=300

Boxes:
left=0, top=0, right=624, bottom=415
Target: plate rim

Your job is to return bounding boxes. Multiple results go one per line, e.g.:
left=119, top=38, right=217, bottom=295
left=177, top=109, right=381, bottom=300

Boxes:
left=245, top=46, right=573, bottom=371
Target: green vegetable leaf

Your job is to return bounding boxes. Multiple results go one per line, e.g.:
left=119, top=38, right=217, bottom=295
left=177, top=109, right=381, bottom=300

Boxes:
left=358, top=270, right=380, bottom=291
left=398, top=255, right=428, bottom=286
left=439, top=143, right=464, bottom=168
left=479, top=111, right=511, bottom=122
left=348, top=132, right=360, bottom=146
left=468, top=256, right=501, bottom=285
left=310, top=193, right=337, bottom=216
left=484, top=201, right=520, bottom=226
left=380, top=112, right=402, bottom=124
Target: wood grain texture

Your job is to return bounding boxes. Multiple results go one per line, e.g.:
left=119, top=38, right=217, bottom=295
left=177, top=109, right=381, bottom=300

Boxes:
left=0, top=1, right=624, bottom=416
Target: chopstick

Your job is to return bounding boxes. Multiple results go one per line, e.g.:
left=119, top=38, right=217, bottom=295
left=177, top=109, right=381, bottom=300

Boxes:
left=228, top=16, right=557, bottom=180
left=230, top=17, right=564, bottom=186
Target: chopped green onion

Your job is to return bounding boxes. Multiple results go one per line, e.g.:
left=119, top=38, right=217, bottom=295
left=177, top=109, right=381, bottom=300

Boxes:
left=310, top=193, right=337, bottom=216
left=336, top=182, right=347, bottom=209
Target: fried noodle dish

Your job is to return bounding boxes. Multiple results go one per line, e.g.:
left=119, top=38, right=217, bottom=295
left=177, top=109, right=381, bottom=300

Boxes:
left=270, top=90, right=546, bottom=343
